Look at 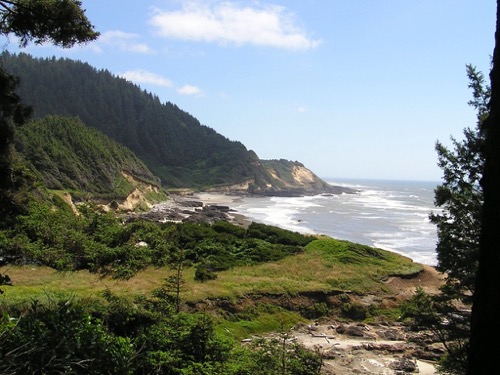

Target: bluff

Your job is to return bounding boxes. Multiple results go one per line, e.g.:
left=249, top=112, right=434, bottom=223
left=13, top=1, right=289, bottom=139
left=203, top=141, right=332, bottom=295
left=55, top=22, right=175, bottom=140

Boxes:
left=2, top=52, right=349, bottom=195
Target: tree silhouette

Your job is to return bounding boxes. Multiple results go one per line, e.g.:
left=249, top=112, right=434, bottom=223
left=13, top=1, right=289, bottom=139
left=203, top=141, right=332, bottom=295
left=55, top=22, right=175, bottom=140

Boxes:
left=467, top=1, right=500, bottom=373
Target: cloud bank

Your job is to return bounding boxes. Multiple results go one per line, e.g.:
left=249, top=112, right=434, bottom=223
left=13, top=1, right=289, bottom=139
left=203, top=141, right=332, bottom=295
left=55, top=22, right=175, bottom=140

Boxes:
left=120, top=69, right=203, bottom=96
left=121, top=69, right=173, bottom=88
left=149, top=1, right=320, bottom=50
left=97, top=30, right=155, bottom=54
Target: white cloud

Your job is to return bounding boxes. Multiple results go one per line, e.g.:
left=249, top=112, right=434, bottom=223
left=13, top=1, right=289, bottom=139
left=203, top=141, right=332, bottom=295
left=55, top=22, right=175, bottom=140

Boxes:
left=149, top=2, right=320, bottom=50
left=297, top=105, right=308, bottom=113
left=120, top=69, right=173, bottom=88
left=120, top=69, right=203, bottom=96
left=177, top=84, right=204, bottom=96
left=98, top=30, right=155, bottom=54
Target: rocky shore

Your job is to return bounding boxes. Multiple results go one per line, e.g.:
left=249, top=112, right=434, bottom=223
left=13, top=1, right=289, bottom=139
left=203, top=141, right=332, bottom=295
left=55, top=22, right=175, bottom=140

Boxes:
left=129, top=192, right=252, bottom=227
left=277, top=320, right=441, bottom=375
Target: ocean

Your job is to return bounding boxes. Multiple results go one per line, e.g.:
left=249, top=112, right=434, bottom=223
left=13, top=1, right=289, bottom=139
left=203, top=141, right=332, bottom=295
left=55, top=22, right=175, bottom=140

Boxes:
left=233, top=179, right=440, bottom=266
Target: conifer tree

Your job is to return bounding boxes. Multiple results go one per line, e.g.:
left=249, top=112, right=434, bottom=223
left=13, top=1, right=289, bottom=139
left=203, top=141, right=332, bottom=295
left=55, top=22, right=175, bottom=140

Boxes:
left=424, top=66, right=488, bottom=374
left=431, top=65, right=488, bottom=301
left=468, top=0, right=500, bottom=372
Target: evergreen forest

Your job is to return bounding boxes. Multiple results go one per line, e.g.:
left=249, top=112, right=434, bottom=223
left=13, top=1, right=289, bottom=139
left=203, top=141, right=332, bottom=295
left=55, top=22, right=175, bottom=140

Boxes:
left=1, top=52, right=276, bottom=189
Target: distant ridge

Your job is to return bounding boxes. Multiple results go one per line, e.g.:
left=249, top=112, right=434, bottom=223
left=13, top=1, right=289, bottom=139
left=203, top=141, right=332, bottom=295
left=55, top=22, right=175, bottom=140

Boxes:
left=3, top=52, right=350, bottom=196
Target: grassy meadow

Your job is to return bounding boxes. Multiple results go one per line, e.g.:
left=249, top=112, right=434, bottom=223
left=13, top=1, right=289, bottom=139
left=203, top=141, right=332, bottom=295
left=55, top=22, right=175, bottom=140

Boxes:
left=1, top=237, right=422, bottom=304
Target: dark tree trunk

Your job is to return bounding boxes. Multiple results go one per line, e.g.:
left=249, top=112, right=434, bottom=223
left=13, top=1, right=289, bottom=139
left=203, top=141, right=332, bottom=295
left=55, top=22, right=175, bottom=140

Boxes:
left=468, top=1, right=500, bottom=373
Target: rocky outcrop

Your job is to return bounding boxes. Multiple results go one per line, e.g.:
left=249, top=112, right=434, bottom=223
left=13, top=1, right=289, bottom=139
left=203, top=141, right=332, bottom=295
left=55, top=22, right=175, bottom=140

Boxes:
left=103, top=171, right=164, bottom=212
left=208, top=159, right=357, bottom=197
left=129, top=196, right=242, bottom=226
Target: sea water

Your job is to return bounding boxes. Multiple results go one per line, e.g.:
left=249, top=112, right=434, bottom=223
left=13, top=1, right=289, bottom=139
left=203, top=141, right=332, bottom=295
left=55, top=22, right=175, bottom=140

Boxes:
left=233, top=179, right=440, bottom=266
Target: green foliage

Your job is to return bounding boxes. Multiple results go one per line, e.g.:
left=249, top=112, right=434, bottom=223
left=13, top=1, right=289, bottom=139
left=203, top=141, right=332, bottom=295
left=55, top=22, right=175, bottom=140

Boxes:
left=1, top=293, right=322, bottom=375
left=229, top=333, right=322, bottom=375
left=247, top=222, right=314, bottom=247
left=307, top=237, right=387, bottom=265
left=401, top=288, right=470, bottom=375
left=0, top=0, right=99, bottom=48
left=0, top=66, right=33, bottom=223
left=302, top=302, right=330, bottom=319
left=16, top=115, right=159, bottom=199
left=0, top=201, right=151, bottom=275
left=0, top=299, right=134, bottom=375
left=399, top=287, right=439, bottom=328
left=1, top=52, right=272, bottom=189
left=0, top=0, right=97, bottom=227
left=431, top=65, right=487, bottom=300
left=195, top=261, right=219, bottom=282
left=0, top=200, right=314, bottom=280
left=427, top=65, right=488, bottom=374
left=139, top=313, right=233, bottom=374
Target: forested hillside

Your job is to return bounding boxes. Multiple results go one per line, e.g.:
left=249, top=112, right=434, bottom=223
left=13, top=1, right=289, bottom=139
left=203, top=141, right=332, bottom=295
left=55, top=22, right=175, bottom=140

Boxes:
left=16, top=115, right=160, bottom=200
left=2, top=52, right=268, bottom=189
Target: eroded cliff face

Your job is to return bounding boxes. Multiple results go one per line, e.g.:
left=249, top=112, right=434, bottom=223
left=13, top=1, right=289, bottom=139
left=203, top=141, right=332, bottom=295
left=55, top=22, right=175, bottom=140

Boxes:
left=257, top=160, right=353, bottom=196
left=102, top=171, right=164, bottom=212
left=268, top=164, right=322, bottom=189
left=207, top=160, right=356, bottom=197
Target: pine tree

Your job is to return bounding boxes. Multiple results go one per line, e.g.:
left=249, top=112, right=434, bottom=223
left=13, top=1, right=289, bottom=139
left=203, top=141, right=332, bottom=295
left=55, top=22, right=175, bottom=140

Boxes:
left=431, top=65, right=489, bottom=301
left=468, top=1, right=500, bottom=372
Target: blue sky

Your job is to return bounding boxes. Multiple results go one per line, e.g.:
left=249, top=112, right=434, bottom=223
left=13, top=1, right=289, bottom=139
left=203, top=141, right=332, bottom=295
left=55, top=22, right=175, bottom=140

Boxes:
left=5, top=0, right=496, bottom=181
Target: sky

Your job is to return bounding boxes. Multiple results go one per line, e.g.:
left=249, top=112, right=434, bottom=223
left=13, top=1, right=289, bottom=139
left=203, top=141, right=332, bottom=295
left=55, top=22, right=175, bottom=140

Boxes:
left=4, top=0, right=496, bottom=181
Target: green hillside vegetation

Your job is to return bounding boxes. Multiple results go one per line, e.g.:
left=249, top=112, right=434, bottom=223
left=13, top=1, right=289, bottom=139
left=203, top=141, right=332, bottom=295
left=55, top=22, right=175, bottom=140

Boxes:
left=1, top=201, right=421, bottom=342
left=1, top=237, right=420, bottom=303
left=2, top=52, right=274, bottom=189
left=16, top=115, right=160, bottom=200
left=2, top=52, right=344, bottom=195
left=0, top=198, right=420, bottom=306
left=0, top=198, right=424, bottom=374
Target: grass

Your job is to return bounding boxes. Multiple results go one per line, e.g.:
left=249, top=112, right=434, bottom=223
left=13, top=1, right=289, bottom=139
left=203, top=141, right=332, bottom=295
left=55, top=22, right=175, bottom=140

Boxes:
left=0, top=237, right=423, bottom=339
left=1, top=237, right=422, bottom=306
left=216, top=309, right=305, bottom=340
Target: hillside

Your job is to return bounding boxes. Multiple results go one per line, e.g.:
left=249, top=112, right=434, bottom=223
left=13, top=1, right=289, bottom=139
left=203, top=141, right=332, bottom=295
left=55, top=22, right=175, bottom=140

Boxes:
left=2, top=52, right=345, bottom=195
left=16, top=115, right=162, bottom=204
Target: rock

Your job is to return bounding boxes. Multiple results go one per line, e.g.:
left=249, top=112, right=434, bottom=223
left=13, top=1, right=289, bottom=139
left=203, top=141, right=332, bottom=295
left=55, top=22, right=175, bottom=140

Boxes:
left=376, top=328, right=405, bottom=341
left=177, top=200, right=203, bottom=207
left=389, top=357, right=418, bottom=372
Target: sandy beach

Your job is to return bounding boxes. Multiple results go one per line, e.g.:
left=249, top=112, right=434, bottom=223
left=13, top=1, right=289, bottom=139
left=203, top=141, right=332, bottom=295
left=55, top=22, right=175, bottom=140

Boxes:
left=193, top=192, right=244, bottom=204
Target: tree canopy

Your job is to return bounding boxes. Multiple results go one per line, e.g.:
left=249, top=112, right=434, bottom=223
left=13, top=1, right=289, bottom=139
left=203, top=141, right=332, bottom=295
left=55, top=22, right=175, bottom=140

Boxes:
left=0, top=0, right=99, bottom=47
left=431, top=65, right=488, bottom=301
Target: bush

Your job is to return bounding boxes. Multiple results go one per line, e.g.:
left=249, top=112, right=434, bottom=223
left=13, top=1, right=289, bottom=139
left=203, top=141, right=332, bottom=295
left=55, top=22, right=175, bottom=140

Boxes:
left=195, top=262, right=218, bottom=282
left=0, top=299, right=135, bottom=375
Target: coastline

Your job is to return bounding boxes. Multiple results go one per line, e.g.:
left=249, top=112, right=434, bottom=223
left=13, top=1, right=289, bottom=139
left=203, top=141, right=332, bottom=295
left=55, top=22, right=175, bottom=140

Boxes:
left=197, top=181, right=438, bottom=267
left=192, top=192, right=252, bottom=228
left=153, top=188, right=437, bottom=267
left=146, top=192, right=441, bottom=374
